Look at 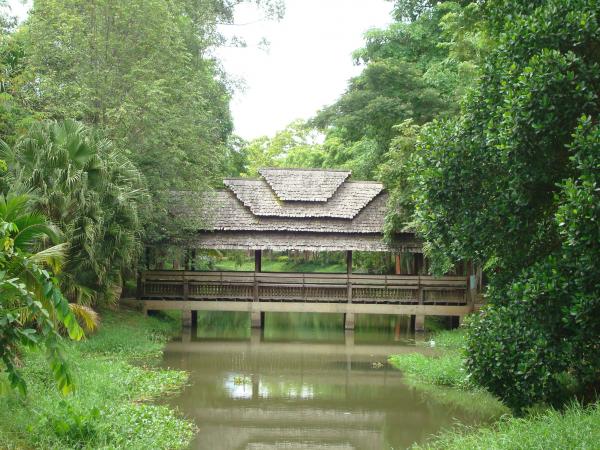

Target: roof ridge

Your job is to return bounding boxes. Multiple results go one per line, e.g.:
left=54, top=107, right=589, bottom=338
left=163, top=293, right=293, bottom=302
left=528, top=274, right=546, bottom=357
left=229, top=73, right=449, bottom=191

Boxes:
left=259, top=167, right=352, bottom=173
left=344, top=180, right=384, bottom=185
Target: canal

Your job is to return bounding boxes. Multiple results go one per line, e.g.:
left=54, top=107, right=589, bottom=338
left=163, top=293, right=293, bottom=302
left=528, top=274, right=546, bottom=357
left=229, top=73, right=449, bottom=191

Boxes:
left=161, top=312, right=489, bottom=449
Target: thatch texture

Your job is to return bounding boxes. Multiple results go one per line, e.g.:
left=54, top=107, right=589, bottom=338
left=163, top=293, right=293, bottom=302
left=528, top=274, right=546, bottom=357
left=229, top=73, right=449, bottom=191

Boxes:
left=190, top=231, right=421, bottom=253
left=224, top=179, right=383, bottom=219
left=168, top=167, right=419, bottom=253
left=170, top=190, right=388, bottom=233
left=259, top=168, right=350, bottom=201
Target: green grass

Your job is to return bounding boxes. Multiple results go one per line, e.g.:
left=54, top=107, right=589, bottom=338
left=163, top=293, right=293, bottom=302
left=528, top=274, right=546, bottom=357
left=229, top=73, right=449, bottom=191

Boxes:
left=417, top=402, right=600, bottom=449
left=390, top=352, right=468, bottom=388
left=389, top=328, right=509, bottom=421
left=391, top=329, right=599, bottom=449
left=389, top=329, right=469, bottom=388
left=0, top=308, right=194, bottom=449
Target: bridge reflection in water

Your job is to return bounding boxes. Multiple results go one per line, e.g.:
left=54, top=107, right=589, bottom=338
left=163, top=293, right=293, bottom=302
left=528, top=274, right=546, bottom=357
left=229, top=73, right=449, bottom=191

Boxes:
left=161, top=317, right=487, bottom=450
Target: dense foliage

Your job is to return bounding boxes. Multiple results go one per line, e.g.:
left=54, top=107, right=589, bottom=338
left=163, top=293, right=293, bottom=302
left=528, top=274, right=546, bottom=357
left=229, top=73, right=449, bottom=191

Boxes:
left=405, top=0, right=600, bottom=410
left=1, top=0, right=283, bottom=242
left=0, top=309, right=193, bottom=449
left=240, top=1, right=487, bottom=181
left=0, top=0, right=283, bottom=396
left=2, top=120, right=146, bottom=305
left=0, top=194, right=83, bottom=394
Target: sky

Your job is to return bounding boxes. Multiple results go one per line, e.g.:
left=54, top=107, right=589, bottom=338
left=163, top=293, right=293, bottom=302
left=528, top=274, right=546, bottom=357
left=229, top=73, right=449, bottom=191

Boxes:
left=6, top=0, right=393, bottom=140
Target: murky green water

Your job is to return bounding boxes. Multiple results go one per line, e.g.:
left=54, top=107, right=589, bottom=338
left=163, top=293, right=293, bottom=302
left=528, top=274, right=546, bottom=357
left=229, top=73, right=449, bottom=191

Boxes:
left=161, top=313, right=488, bottom=450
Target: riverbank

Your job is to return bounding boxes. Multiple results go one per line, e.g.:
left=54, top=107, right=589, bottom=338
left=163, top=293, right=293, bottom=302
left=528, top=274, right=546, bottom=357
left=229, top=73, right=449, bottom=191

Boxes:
left=0, top=308, right=194, bottom=449
left=389, top=329, right=600, bottom=449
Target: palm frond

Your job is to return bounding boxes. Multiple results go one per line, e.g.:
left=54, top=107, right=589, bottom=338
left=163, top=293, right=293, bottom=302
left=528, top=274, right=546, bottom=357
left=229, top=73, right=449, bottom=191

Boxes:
left=68, top=303, right=99, bottom=334
left=29, top=243, right=68, bottom=273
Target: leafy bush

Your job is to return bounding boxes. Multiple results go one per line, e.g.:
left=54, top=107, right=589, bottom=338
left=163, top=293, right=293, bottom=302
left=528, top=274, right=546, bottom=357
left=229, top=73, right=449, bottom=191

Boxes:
left=0, top=309, right=193, bottom=449
left=400, top=0, right=600, bottom=410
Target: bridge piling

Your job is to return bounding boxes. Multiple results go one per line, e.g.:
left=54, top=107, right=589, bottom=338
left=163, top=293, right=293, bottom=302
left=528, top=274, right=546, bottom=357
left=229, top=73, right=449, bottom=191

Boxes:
left=251, top=311, right=264, bottom=329
left=344, top=312, right=355, bottom=330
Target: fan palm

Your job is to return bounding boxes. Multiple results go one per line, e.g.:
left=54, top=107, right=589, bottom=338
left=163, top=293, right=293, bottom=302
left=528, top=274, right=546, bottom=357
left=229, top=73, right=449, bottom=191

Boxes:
left=2, top=120, right=146, bottom=306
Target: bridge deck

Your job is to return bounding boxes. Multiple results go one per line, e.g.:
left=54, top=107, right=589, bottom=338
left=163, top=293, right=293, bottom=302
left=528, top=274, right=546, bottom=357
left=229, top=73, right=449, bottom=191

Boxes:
left=136, top=270, right=472, bottom=317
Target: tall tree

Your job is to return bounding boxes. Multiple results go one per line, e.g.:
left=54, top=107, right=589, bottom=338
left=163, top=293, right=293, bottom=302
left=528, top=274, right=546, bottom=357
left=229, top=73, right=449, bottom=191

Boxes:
left=406, top=0, right=600, bottom=410
left=3, top=120, right=146, bottom=306
left=312, top=0, right=486, bottom=179
left=241, top=120, right=325, bottom=176
left=16, top=0, right=256, bottom=242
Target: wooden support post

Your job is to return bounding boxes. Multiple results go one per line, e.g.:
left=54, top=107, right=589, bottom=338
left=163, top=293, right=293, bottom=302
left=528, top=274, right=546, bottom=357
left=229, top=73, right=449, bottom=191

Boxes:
left=255, top=249, right=262, bottom=273
left=344, top=312, right=355, bottom=330
left=191, top=310, right=198, bottom=329
left=254, top=249, right=262, bottom=304
left=346, top=250, right=353, bottom=275
left=182, top=310, right=192, bottom=328
left=346, top=250, right=353, bottom=303
left=251, top=311, right=264, bottom=329
left=395, top=254, right=402, bottom=275
left=184, top=249, right=190, bottom=271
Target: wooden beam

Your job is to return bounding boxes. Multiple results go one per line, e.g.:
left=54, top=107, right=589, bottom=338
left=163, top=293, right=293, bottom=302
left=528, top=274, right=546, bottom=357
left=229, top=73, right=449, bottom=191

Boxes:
left=133, top=299, right=473, bottom=316
left=346, top=250, right=353, bottom=275
left=254, top=249, right=262, bottom=273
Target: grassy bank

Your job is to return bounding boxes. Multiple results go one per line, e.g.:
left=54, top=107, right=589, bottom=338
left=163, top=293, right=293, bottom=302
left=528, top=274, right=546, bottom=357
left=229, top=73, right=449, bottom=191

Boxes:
left=389, top=329, right=508, bottom=421
left=0, top=308, right=194, bottom=449
left=390, top=329, right=600, bottom=449
left=418, top=402, right=600, bottom=449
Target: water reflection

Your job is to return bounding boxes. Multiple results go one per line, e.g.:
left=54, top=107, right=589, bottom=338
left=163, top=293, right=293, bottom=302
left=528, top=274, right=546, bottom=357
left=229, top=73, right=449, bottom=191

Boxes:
left=162, top=313, right=483, bottom=450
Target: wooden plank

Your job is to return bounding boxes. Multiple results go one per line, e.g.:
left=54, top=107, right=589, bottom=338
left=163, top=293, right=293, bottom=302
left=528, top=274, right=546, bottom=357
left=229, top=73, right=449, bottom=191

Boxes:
left=136, top=299, right=474, bottom=316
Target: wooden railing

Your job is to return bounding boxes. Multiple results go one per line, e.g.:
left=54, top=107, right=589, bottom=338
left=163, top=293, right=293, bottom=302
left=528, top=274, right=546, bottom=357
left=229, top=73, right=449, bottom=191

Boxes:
left=139, top=271, right=467, bottom=306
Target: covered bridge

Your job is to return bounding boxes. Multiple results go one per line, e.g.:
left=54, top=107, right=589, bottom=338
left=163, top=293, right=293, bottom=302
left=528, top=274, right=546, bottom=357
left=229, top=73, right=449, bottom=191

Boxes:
left=135, top=168, right=474, bottom=330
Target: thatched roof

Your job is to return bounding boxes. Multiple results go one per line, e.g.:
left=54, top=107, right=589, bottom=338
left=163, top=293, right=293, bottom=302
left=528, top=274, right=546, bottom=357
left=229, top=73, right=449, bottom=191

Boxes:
left=188, top=231, right=421, bottom=253
left=259, top=168, right=350, bottom=201
left=169, top=168, right=419, bottom=253
left=171, top=190, right=387, bottom=233
left=223, top=178, right=383, bottom=219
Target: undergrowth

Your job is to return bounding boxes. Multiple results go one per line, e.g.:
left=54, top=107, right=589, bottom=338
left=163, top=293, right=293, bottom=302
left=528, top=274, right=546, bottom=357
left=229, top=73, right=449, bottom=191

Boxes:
left=389, top=328, right=509, bottom=421
left=416, top=402, right=600, bottom=449
left=0, top=308, right=194, bottom=449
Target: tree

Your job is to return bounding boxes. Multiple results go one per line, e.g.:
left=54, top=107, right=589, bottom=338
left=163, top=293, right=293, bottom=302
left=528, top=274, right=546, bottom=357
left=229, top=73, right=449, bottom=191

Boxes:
left=0, top=193, right=84, bottom=395
left=0, top=2, right=39, bottom=144
left=16, top=0, right=237, bottom=242
left=241, top=120, right=325, bottom=176
left=2, top=120, right=146, bottom=306
left=312, top=0, right=486, bottom=179
left=405, top=0, right=600, bottom=410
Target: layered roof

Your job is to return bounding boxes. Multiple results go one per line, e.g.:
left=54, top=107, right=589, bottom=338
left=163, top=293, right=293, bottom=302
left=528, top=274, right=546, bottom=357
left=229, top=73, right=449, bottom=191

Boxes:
left=172, top=190, right=387, bottom=233
left=169, top=168, right=418, bottom=252
left=223, top=178, right=383, bottom=219
left=258, top=168, right=350, bottom=202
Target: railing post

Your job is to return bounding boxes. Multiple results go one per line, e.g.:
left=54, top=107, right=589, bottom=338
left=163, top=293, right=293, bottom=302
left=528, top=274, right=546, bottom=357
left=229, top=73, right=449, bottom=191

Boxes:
left=253, top=272, right=259, bottom=302
left=346, top=251, right=353, bottom=304
left=302, top=273, right=306, bottom=302
left=183, top=273, right=189, bottom=301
